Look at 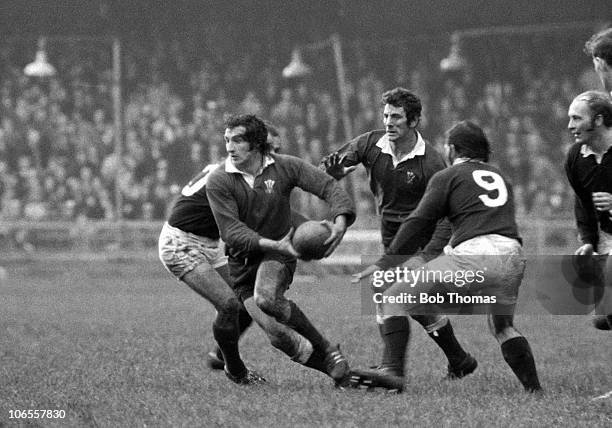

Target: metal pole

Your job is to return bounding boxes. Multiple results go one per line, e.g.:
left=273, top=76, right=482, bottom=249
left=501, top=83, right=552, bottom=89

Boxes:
left=112, top=36, right=123, bottom=221
left=330, top=33, right=360, bottom=203
left=330, top=33, right=353, bottom=146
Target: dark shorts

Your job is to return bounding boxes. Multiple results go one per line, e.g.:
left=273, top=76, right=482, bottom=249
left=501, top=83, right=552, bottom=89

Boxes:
left=228, top=252, right=297, bottom=301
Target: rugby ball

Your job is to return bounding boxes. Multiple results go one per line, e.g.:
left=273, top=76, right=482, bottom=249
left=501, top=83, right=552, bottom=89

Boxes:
left=292, top=221, right=332, bottom=260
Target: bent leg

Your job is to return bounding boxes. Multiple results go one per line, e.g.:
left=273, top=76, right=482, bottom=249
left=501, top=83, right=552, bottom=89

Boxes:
left=202, top=264, right=254, bottom=367
left=253, top=259, right=349, bottom=382
left=243, top=296, right=330, bottom=374
left=182, top=264, right=246, bottom=377
left=253, top=259, right=330, bottom=353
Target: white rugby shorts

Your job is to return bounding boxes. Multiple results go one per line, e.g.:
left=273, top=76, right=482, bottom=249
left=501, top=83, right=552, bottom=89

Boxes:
left=386, top=234, right=525, bottom=308
left=158, top=222, right=227, bottom=280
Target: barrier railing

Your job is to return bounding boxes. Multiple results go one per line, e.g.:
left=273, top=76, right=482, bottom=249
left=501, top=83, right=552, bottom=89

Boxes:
left=0, top=217, right=578, bottom=262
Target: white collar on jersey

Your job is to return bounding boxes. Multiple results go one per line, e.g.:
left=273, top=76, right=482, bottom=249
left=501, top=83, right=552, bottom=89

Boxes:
left=579, top=143, right=610, bottom=164
left=376, top=131, right=426, bottom=167
left=225, top=155, right=275, bottom=188
left=452, top=157, right=471, bottom=165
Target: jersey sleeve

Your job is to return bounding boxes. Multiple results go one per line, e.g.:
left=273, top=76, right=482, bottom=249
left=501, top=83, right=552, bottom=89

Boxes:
left=319, top=133, right=370, bottom=179
left=206, top=171, right=263, bottom=254
left=376, top=171, right=449, bottom=269
left=420, top=218, right=452, bottom=260
left=293, top=158, right=356, bottom=226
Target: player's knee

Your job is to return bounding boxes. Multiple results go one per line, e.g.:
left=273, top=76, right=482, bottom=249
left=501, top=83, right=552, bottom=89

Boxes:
left=254, top=293, right=283, bottom=319
left=215, top=297, right=242, bottom=326
left=488, top=313, right=513, bottom=336
left=268, top=331, right=297, bottom=355
left=488, top=314, right=522, bottom=343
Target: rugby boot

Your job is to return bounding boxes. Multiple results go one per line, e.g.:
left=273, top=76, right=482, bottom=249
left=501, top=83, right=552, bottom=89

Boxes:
left=592, top=314, right=612, bottom=330
left=206, top=348, right=225, bottom=370
left=224, top=367, right=267, bottom=385
left=323, top=344, right=350, bottom=385
left=347, top=367, right=405, bottom=393
left=445, top=353, right=478, bottom=380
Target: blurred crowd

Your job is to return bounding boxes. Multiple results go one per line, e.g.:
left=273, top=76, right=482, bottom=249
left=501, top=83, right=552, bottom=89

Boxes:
left=0, top=31, right=600, bottom=222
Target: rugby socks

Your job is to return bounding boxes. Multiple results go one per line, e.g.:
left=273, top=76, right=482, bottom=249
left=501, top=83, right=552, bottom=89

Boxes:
left=380, top=316, right=410, bottom=376
left=214, top=307, right=253, bottom=361
left=426, top=319, right=468, bottom=367
left=238, top=306, right=253, bottom=334
left=212, top=300, right=247, bottom=378
left=285, top=300, right=330, bottom=353
left=501, top=336, right=542, bottom=392
left=303, top=348, right=328, bottom=374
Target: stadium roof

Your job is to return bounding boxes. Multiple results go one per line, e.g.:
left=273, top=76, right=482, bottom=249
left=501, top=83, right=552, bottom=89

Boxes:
left=1, top=0, right=609, bottom=39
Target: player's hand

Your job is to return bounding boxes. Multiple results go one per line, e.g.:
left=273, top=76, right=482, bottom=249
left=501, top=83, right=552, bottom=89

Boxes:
left=322, top=217, right=347, bottom=257
left=592, top=192, right=612, bottom=212
left=575, top=243, right=595, bottom=256
left=351, top=264, right=379, bottom=283
left=323, top=152, right=357, bottom=180
left=276, top=227, right=300, bottom=258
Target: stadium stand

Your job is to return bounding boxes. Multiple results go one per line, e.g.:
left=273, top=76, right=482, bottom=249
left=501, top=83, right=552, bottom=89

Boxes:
left=0, top=31, right=598, bottom=222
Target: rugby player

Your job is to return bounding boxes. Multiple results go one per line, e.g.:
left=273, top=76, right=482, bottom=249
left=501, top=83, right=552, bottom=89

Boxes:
left=206, top=114, right=357, bottom=386
left=159, top=125, right=307, bottom=385
left=351, top=121, right=542, bottom=393
left=322, top=87, right=475, bottom=380
left=565, top=90, right=612, bottom=330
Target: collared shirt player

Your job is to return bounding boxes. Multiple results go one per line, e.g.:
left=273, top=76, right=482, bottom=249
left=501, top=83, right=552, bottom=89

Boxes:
left=565, top=90, right=612, bottom=331
left=158, top=125, right=310, bottom=385
left=206, top=114, right=357, bottom=386
left=581, top=28, right=612, bottom=330
left=351, top=121, right=542, bottom=393
left=322, top=87, right=475, bottom=381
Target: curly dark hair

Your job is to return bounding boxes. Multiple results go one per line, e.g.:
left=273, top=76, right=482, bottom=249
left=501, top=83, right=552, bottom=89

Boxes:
left=225, top=114, right=271, bottom=154
left=381, top=87, right=422, bottom=124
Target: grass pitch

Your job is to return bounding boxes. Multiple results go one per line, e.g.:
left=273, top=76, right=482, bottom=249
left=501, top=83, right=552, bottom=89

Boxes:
left=1, top=257, right=611, bottom=427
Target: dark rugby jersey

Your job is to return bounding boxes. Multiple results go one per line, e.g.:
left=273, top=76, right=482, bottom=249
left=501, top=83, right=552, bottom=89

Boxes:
left=377, top=160, right=521, bottom=269
left=564, top=142, right=612, bottom=250
left=322, top=129, right=451, bottom=254
left=207, top=153, right=355, bottom=259
left=167, top=164, right=221, bottom=239
left=329, top=129, right=447, bottom=221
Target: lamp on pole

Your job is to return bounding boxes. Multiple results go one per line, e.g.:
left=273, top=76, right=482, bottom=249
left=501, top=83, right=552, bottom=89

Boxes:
left=283, top=33, right=353, bottom=148
left=24, top=35, right=124, bottom=221
left=440, top=20, right=606, bottom=72
left=282, top=33, right=358, bottom=200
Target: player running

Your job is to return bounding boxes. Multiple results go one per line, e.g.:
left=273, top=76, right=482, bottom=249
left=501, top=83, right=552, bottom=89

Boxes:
left=159, top=125, right=310, bottom=385
left=350, top=121, right=542, bottom=393
left=206, top=114, right=356, bottom=386
left=565, top=90, right=612, bottom=330
left=322, top=87, right=475, bottom=381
